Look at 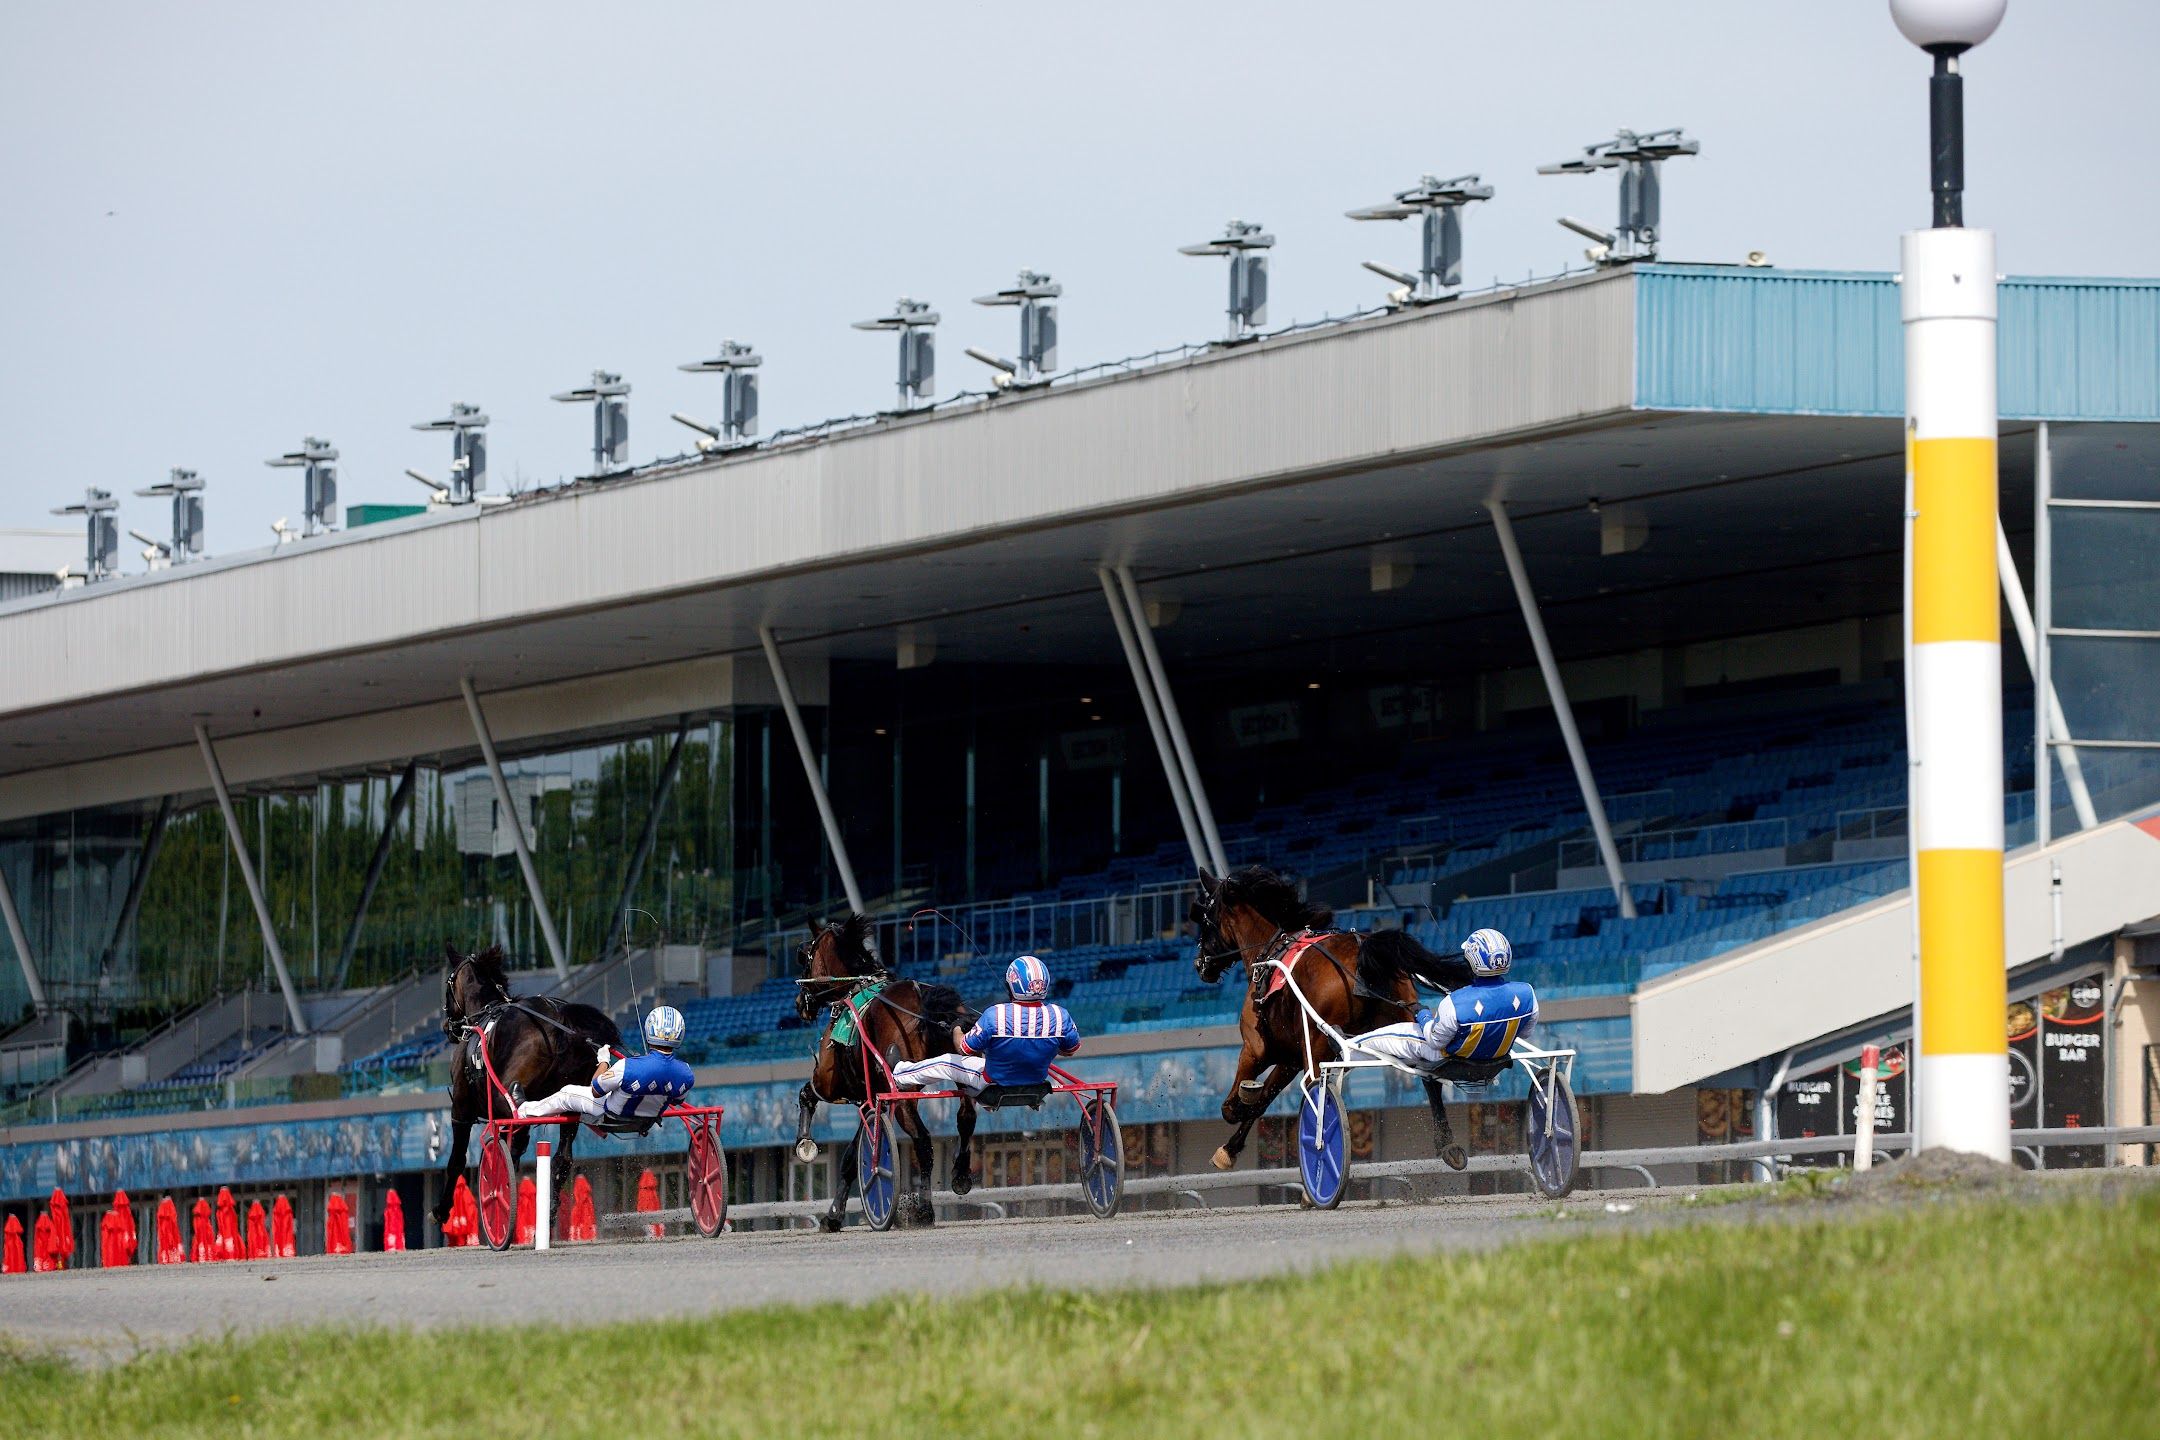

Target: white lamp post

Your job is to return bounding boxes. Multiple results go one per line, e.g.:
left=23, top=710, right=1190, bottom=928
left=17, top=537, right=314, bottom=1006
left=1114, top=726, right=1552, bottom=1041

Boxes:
left=1890, top=0, right=2010, bottom=1162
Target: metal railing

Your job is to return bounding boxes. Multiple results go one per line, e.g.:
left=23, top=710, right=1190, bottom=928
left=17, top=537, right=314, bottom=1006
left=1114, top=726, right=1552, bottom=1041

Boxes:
left=1560, top=817, right=1790, bottom=871
left=767, top=881, right=1195, bottom=977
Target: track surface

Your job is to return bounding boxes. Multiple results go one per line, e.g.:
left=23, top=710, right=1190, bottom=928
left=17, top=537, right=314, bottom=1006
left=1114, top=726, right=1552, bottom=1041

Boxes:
left=6, top=1191, right=1652, bottom=1360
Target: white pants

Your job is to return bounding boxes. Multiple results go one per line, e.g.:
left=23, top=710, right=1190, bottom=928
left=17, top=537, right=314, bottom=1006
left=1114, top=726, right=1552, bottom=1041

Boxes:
left=517, top=1085, right=605, bottom=1119
left=889, top=1054, right=988, bottom=1093
left=1349, top=1021, right=1444, bottom=1070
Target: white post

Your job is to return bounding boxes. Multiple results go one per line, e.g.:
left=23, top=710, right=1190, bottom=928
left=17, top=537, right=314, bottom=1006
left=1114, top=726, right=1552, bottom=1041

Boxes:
left=459, top=678, right=571, bottom=981
left=756, top=627, right=866, bottom=915
left=1853, top=1044, right=1880, bottom=1173
left=1996, top=515, right=2097, bottom=833
left=194, top=724, right=310, bottom=1035
left=1485, top=499, right=1636, bottom=919
left=0, top=861, right=47, bottom=1016
left=1098, top=569, right=1209, bottom=875
left=1113, top=566, right=1229, bottom=877
left=535, top=1140, right=552, bottom=1252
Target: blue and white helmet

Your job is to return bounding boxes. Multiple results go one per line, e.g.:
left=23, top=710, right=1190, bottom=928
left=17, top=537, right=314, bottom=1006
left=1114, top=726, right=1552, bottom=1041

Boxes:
left=1005, top=955, right=1050, bottom=1002
left=643, top=1005, right=686, bottom=1050
left=1461, top=928, right=1513, bottom=978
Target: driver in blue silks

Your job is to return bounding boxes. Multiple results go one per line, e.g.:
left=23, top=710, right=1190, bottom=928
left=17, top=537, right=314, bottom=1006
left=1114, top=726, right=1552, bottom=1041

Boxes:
left=891, top=956, right=1079, bottom=1094
left=1349, top=929, right=1538, bottom=1070
left=517, top=1007, right=695, bottom=1122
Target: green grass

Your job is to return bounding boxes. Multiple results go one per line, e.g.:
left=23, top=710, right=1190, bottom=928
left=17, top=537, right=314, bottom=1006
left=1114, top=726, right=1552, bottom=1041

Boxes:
left=6, top=1187, right=2159, bottom=1439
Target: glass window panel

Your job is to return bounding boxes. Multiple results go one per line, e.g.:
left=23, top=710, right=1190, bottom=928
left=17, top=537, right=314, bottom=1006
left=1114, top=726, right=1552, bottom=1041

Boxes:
left=2051, top=636, right=2160, bottom=743
left=2051, top=508, right=2160, bottom=630
left=2051, top=422, right=2160, bottom=502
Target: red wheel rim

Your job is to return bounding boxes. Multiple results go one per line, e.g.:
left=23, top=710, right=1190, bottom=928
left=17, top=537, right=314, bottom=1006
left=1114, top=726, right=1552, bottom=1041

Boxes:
left=688, top=1123, right=726, bottom=1236
left=478, top=1139, right=516, bottom=1249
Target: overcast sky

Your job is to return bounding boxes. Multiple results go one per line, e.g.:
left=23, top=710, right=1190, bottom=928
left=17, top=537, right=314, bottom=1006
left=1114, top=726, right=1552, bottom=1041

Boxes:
left=2, top=1, right=2152, bottom=558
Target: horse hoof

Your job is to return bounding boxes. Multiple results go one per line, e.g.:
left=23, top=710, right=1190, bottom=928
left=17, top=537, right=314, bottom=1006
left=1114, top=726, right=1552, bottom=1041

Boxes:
left=817, top=1213, right=844, bottom=1234
left=951, top=1171, right=973, bottom=1198
left=794, top=1138, right=819, bottom=1164
left=1441, top=1144, right=1467, bottom=1171
left=1211, top=1147, right=1236, bottom=1172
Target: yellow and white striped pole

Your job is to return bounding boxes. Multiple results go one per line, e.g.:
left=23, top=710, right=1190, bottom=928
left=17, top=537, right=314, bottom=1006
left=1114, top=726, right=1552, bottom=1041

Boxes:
left=1904, top=226, right=2007, bottom=1162
left=1895, top=0, right=2010, bottom=1162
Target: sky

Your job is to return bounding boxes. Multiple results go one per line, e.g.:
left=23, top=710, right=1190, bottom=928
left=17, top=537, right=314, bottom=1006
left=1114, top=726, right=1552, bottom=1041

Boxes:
left=2, top=0, right=2154, bottom=559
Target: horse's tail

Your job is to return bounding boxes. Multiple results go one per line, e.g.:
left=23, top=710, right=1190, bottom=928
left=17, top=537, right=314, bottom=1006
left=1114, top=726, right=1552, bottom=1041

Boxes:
left=912, top=983, right=972, bottom=1055
left=1357, top=928, right=1474, bottom=999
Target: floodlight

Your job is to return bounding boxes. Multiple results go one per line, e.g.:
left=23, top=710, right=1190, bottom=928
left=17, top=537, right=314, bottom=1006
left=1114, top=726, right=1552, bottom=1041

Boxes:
left=1538, top=129, right=1699, bottom=263
left=1889, top=0, right=2006, bottom=51
left=1346, top=174, right=1492, bottom=302
left=853, top=300, right=938, bottom=410
left=265, top=436, right=340, bottom=536
left=1180, top=221, right=1272, bottom=340
left=970, top=270, right=1060, bottom=387
left=51, top=488, right=119, bottom=581
left=1889, top=0, right=2005, bottom=228
left=551, top=370, right=631, bottom=476
left=133, top=467, right=206, bottom=564
left=674, top=341, right=762, bottom=450
left=411, top=403, right=489, bottom=504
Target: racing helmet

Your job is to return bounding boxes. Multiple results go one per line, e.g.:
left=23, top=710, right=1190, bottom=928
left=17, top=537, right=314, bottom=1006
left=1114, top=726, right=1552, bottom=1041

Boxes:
left=1460, top=928, right=1513, bottom=978
left=1005, top=955, right=1051, bottom=1002
left=643, top=1005, right=686, bottom=1051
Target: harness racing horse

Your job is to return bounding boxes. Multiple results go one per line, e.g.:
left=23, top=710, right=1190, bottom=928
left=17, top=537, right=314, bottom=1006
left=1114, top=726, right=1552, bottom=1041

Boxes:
left=1192, top=866, right=1476, bottom=1174
left=790, top=914, right=978, bottom=1231
left=433, top=943, right=623, bottom=1231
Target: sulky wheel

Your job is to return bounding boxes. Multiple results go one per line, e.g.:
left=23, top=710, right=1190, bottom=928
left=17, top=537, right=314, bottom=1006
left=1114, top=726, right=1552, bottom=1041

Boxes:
left=1078, top=1097, right=1124, bottom=1220
left=858, top=1108, right=898, bottom=1232
left=478, top=1133, right=518, bottom=1251
left=688, top=1118, right=728, bottom=1238
left=1525, top=1065, right=1582, bottom=1200
left=1297, top=1075, right=1348, bottom=1210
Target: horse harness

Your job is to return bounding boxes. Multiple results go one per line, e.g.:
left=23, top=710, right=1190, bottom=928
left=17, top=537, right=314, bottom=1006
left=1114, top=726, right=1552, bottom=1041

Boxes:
left=1251, top=929, right=1423, bottom=1019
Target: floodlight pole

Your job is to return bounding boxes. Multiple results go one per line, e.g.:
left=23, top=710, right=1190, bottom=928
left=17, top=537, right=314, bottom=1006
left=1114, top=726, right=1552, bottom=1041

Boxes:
left=194, top=725, right=310, bottom=1034
left=757, top=628, right=865, bottom=915
left=332, top=763, right=416, bottom=989
left=459, top=679, right=571, bottom=981
left=0, top=858, right=47, bottom=1017
left=1099, top=569, right=1209, bottom=876
left=1485, top=500, right=1636, bottom=919
left=1895, top=0, right=2009, bottom=1162
left=1113, top=566, right=1228, bottom=877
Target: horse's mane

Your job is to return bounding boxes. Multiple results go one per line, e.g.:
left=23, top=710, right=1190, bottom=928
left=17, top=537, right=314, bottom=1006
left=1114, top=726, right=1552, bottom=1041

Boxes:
left=811, top=913, right=880, bottom=976
left=469, top=943, right=510, bottom=994
left=1219, top=866, right=1333, bottom=933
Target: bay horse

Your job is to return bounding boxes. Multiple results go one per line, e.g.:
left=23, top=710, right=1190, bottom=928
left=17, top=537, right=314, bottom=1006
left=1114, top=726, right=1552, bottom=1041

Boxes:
left=790, top=914, right=978, bottom=1232
left=1192, top=866, right=1474, bottom=1174
left=433, top=943, right=622, bottom=1230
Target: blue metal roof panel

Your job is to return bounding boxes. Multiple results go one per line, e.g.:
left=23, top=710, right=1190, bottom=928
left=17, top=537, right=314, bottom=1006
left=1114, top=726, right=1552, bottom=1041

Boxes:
left=1636, top=264, right=2160, bottom=421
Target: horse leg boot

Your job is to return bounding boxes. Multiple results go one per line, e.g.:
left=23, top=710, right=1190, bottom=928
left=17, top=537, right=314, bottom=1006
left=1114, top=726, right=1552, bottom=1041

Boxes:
left=432, top=1120, right=472, bottom=1227
left=1214, top=1063, right=1297, bottom=1170
left=821, top=1140, right=859, bottom=1234
left=1423, top=1078, right=1466, bottom=1171
left=950, top=1099, right=977, bottom=1196
left=893, top=1101, right=936, bottom=1229
left=794, top=1083, right=822, bottom=1164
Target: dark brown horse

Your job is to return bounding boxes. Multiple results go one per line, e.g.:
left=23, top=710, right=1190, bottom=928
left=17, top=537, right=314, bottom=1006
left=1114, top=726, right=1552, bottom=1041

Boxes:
left=790, top=914, right=978, bottom=1231
left=433, top=943, right=622, bottom=1229
left=1192, top=866, right=1473, bottom=1173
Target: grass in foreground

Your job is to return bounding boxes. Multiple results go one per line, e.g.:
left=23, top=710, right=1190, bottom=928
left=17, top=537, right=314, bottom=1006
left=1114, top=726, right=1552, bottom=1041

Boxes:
left=5, top=1187, right=2159, bottom=1439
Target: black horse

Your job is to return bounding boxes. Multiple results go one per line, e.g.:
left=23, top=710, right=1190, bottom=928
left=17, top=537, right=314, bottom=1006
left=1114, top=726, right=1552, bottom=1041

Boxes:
left=433, top=943, right=622, bottom=1230
left=790, top=914, right=978, bottom=1231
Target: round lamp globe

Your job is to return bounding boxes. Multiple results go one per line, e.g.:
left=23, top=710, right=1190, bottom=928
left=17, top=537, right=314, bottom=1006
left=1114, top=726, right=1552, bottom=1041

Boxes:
left=1889, top=0, right=2007, bottom=52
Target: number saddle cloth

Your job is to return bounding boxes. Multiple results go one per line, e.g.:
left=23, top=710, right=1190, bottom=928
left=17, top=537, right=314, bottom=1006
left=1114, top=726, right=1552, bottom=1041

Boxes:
left=825, top=976, right=891, bottom=1048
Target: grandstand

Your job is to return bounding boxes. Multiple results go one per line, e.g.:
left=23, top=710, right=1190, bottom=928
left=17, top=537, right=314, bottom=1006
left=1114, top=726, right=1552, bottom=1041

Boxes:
left=2, top=258, right=2157, bottom=1251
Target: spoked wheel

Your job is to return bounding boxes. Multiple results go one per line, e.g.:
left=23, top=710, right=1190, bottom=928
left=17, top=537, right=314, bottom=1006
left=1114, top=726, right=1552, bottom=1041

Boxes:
left=477, top=1134, right=518, bottom=1251
left=687, top=1118, right=728, bottom=1238
left=1525, top=1065, right=1581, bottom=1200
left=1078, top=1097, right=1124, bottom=1219
left=1297, top=1074, right=1348, bottom=1210
left=857, top=1107, right=898, bottom=1232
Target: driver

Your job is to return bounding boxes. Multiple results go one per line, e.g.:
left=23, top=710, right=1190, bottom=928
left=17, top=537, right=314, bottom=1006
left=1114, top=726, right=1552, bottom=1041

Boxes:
left=1347, top=929, right=1537, bottom=1070
left=890, top=956, right=1079, bottom=1095
left=516, top=1007, right=695, bottom=1123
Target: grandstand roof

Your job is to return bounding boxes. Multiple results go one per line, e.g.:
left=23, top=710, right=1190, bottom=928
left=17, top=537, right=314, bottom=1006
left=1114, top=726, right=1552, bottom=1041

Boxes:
left=2, top=263, right=2155, bottom=820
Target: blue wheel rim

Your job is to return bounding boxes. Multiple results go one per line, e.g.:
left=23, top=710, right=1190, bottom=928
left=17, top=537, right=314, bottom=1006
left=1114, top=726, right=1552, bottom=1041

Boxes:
left=1527, top=1073, right=1578, bottom=1196
left=1080, top=1100, right=1122, bottom=1216
left=1298, top=1080, right=1346, bottom=1207
left=858, top=1116, right=896, bottom=1228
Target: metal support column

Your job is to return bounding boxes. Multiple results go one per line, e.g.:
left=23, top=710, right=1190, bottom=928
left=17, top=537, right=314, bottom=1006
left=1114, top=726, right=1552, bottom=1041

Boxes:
left=457, top=679, right=571, bottom=981
left=1099, top=569, right=1209, bottom=875
left=600, top=725, right=691, bottom=959
left=757, top=627, right=865, bottom=915
left=1113, top=565, right=1229, bottom=877
left=333, top=764, right=416, bottom=988
left=98, top=795, right=172, bottom=976
left=194, top=724, right=310, bottom=1034
left=1995, top=515, right=2097, bottom=837
left=0, top=858, right=46, bottom=1017
left=1485, top=499, right=1636, bottom=918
